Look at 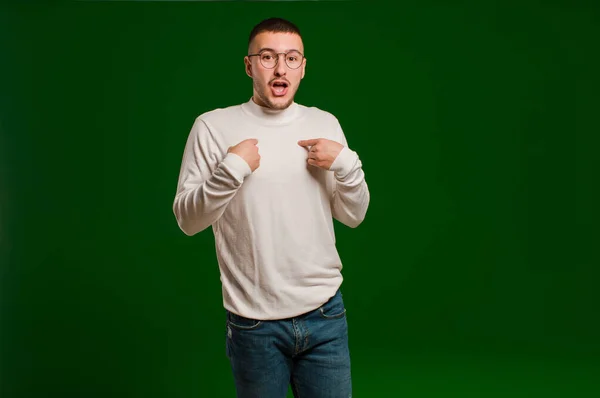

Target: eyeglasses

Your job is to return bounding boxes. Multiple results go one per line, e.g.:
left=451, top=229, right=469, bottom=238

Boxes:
left=247, top=49, right=304, bottom=69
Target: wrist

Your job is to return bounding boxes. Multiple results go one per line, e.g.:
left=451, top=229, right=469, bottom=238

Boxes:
left=329, top=146, right=358, bottom=177
left=222, top=152, right=253, bottom=182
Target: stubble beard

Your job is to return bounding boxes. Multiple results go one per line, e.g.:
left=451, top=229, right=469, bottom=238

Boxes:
left=254, top=80, right=295, bottom=110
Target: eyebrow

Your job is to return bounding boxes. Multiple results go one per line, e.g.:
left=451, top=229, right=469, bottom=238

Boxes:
left=256, top=47, right=301, bottom=53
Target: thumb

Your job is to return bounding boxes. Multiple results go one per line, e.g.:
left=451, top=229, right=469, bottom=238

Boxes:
left=298, top=138, right=318, bottom=147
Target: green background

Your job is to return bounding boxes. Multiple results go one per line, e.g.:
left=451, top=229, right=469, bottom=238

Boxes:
left=1, top=0, right=598, bottom=397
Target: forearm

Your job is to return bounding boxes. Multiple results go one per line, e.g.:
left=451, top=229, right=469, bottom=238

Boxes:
left=173, top=153, right=251, bottom=236
left=330, top=147, right=370, bottom=228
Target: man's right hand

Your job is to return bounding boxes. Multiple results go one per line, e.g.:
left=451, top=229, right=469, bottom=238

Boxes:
left=228, top=138, right=261, bottom=172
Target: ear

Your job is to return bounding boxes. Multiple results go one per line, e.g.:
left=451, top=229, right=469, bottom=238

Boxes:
left=244, top=56, right=253, bottom=78
left=301, top=57, right=307, bottom=79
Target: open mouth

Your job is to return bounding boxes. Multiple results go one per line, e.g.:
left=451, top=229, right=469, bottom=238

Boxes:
left=271, top=81, right=289, bottom=96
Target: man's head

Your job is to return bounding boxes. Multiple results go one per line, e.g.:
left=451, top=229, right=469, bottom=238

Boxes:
left=244, top=17, right=306, bottom=110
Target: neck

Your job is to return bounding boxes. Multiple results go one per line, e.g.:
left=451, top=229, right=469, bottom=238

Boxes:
left=241, top=96, right=300, bottom=125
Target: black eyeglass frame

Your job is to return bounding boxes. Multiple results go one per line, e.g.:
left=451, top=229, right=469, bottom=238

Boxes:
left=247, top=49, right=305, bottom=70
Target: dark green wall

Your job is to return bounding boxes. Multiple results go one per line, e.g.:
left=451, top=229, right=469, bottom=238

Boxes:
left=1, top=1, right=598, bottom=397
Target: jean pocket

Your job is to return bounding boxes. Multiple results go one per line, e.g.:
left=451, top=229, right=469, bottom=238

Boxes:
left=227, top=311, right=263, bottom=330
left=319, top=290, right=347, bottom=319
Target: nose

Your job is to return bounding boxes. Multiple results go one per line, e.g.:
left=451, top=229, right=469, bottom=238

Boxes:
left=274, top=54, right=287, bottom=76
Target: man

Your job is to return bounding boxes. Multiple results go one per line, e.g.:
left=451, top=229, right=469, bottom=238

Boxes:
left=173, top=17, right=369, bottom=398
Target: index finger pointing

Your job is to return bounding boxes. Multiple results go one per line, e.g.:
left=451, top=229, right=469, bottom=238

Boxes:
left=298, top=139, right=319, bottom=147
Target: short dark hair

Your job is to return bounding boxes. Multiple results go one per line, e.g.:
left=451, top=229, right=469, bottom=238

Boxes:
left=248, top=17, right=302, bottom=49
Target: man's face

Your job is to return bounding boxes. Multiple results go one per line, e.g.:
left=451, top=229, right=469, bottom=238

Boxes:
left=245, top=31, right=306, bottom=110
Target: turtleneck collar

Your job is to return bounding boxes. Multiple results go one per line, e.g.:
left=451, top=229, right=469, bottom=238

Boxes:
left=241, top=96, right=301, bottom=125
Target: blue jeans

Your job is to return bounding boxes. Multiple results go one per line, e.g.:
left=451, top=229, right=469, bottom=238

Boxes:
left=225, top=289, right=352, bottom=398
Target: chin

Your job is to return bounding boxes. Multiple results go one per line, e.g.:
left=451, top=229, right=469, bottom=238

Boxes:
left=254, top=81, right=298, bottom=108
left=267, top=94, right=295, bottom=109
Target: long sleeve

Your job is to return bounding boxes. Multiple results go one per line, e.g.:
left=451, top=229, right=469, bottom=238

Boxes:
left=328, top=122, right=370, bottom=228
left=173, top=117, right=252, bottom=236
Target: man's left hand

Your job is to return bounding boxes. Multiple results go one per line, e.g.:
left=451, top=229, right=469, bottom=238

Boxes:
left=298, top=138, right=344, bottom=170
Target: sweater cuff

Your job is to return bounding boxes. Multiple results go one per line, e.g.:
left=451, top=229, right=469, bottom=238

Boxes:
left=221, top=153, right=253, bottom=182
left=329, top=146, right=358, bottom=177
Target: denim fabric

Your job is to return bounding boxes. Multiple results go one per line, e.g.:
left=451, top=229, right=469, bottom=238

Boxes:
left=225, top=289, right=352, bottom=398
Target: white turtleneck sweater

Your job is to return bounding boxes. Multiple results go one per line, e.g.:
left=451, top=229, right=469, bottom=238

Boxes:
left=173, top=98, right=370, bottom=320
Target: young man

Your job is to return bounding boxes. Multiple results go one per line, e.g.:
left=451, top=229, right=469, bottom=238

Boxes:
left=173, top=17, right=370, bottom=398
